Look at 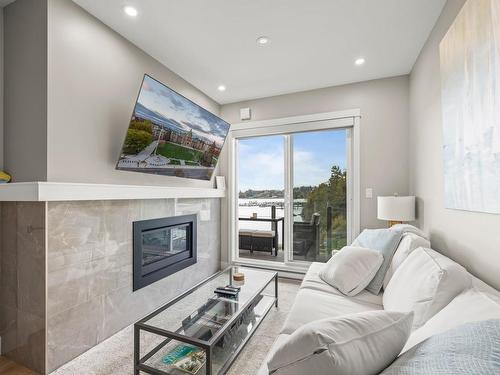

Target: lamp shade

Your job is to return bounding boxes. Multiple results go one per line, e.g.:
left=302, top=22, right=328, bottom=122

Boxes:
left=377, top=196, right=416, bottom=221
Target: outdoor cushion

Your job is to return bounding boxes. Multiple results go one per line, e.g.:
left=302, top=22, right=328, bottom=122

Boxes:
left=281, top=288, right=382, bottom=335
left=269, top=311, right=414, bottom=375
left=383, top=247, right=472, bottom=329
left=238, top=229, right=254, bottom=236
left=319, top=246, right=383, bottom=296
left=382, top=320, right=500, bottom=374
left=252, top=230, right=275, bottom=237
left=403, top=288, right=500, bottom=352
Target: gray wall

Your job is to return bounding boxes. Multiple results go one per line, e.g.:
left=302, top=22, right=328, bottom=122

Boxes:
left=409, top=0, right=500, bottom=290
left=3, top=0, right=222, bottom=187
left=0, top=202, right=46, bottom=374
left=0, top=7, right=3, bottom=170
left=220, top=75, right=410, bottom=232
left=46, top=198, right=220, bottom=372
left=3, top=0, right=48, bottom=181
left=46, top=0, right=221, bottom=188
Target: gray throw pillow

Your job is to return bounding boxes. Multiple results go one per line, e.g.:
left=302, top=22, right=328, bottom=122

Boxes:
left=352, top=228, right=402, bottom=294
left=381, top=319, right=500, bottom=374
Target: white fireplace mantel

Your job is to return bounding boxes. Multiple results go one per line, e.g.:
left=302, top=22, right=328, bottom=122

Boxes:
left=0, top=182, right=225, bottom=201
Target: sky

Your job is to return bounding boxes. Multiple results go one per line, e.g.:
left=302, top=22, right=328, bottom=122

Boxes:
left=238, top=130, right=347, bottom=191
left=137, top=75, right=230, bottom=147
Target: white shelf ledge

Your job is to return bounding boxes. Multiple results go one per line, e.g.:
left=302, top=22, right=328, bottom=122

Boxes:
left=0, top=182, right=225, bottom=201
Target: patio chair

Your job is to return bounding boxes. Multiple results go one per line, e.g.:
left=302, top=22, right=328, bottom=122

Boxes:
left=293, top=213, right=320, bottom=259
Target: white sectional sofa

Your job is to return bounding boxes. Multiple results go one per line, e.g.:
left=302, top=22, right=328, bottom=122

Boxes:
left=258, top=232, right=500, bottom=374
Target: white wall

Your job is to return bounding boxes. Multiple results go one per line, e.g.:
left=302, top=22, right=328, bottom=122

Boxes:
left=220, top=76, right=410, bottom=231
left=409, top=0, right=500, bottom=290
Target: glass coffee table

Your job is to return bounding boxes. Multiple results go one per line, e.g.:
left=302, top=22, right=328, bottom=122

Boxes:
left=134, top=267, right=278, bottom=375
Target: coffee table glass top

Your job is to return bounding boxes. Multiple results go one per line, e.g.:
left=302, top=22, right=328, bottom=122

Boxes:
left=140, top=267, right=276, bottom=344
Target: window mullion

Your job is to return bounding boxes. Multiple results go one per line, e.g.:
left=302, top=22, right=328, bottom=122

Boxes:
left=284, top=134, right=293, bottom=263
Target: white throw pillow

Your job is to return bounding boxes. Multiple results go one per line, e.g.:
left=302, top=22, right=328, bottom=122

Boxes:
left=383, top=233, right=431, bottom=290
left=402, top=288, right=500, bottom=352
left=267, top=310, right=414, bottom=375
left=383, top=247, right=471, bottom=329
left=319, top=246, right=383, bottom=296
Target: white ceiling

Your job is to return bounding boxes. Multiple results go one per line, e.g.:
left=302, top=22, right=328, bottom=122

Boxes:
left=72, top=0, right=446, bottom=104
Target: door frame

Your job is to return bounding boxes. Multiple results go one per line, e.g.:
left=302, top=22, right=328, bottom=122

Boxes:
left=227, top=109, right=361, bottom=273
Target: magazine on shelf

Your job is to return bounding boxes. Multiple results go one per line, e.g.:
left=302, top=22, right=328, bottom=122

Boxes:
left=162, top=344, right=206, bottom=375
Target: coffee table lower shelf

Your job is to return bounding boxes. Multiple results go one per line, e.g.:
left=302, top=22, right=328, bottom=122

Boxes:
left=136, top=294, right=276, bottom=375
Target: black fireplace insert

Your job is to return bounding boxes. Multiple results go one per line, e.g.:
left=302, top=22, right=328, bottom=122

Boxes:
left=133, top=214, right=197, bottom=291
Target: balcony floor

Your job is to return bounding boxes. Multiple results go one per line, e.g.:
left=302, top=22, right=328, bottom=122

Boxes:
left=239, top=248, right=285, bottom=262
left=238, top=249, right=327, bottom=263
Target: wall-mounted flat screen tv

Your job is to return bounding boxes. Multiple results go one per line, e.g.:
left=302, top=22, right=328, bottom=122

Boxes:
left=116, top=74, right=230, bottom=180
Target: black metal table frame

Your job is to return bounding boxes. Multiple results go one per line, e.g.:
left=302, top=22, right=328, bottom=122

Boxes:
left=134, top=267, right=278, bottom=375
left=238, top=217, right=285, bottom=256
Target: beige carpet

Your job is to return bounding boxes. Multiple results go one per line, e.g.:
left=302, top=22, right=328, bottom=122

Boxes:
left=51, top=278, right=301, bottom=375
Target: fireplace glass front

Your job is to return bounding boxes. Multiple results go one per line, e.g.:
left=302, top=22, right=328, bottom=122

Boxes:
left=133, top=214, right=197, bottom=291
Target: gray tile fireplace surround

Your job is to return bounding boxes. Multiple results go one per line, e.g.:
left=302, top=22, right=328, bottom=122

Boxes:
left=0, top=198, right=221, bottom=374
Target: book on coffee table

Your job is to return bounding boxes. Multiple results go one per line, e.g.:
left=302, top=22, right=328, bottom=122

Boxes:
left=162, top=344, right=206, bottom=374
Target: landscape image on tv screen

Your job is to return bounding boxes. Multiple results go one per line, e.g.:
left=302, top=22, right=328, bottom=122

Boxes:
left=116, top=74, right=230, bottom=180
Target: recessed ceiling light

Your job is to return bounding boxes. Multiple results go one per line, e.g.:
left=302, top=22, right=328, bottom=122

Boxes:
left=355, top=58, right=366, bottom=66
left=124, top=6, right=138, bottom=17
left=217, top=85, right=226, bottom=92
left=256, top=36, right=270, bottom=46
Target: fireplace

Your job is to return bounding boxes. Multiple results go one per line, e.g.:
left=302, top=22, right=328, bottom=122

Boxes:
left=133, top=214, right=197, bottom=291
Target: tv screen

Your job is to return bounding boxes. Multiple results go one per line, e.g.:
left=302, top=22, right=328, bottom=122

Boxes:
left=116, top=74, right=230, bottom=180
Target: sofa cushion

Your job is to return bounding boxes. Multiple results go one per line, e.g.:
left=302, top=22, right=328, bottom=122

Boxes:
left=383, top=233, right=430, bottom=290
left=352, top=228, right=403, bottom=295
left=383, top=247, right=472, bottom=329
left=403, top=288, right=500, bottom=352
left=381, top=320, right=500, bottom=374
left=472, top=275, right=500, bottom=296
left=281, top=288, right=382, bottom=335
left=390, top=223, right=428, bottom=239
left=257, top=334, right=290, bottom=375
left=268, top=311, right=414, bottom=375
left=319, top=246, right=383, bottom=296
left=301, top=262, right=383, bottom=305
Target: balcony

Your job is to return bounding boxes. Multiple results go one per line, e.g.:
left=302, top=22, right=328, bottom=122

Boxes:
left=238, top=204, right=346, bottom=263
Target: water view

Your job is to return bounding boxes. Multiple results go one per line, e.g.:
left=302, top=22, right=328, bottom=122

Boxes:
left=237, top=130, right=349, bottom=263
left=238, top=198, right=306, bottom=247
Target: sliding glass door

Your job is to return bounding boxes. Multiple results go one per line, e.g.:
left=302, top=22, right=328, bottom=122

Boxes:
left=231, top=116, right=357, bottom=270
left=237, top=135, right=285, bottom=263
left=291, top=130, right=348, bottom=263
